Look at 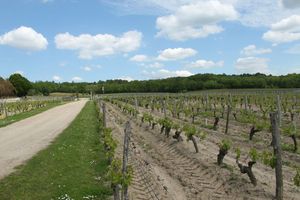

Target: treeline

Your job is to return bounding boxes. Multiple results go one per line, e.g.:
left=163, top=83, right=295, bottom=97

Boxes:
left=1, top=73, right=300, bottom=97
left=0, top=74, right=32, bottom=97
left=32, top=73, right=300, bottom=94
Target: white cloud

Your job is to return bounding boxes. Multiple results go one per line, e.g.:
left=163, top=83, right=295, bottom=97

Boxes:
left=156, top=1, right=238, bottom=41
left=281, top=0, right=300, bottom=9
left=235, top=57, right=270, bottom=74
left=0, top=26, right=48, bottom=51
left=143, top=69, right=193, bottom=79
left=147, top=62, right=164, bottom=68
left=117, top=76, right=134, bottom=81
left=241, top=45, right=272, bottom=56
left=130, top=54, right=149, bottom=62
left=263, top=15, right=300, bottom=44
left=187, top=59, right=224, bottom=69
left=55, top=30, right=142, bottom=59
left=72, top=76, right=83, bottom=82
left=53, top=75, right=61, bottom=81
left=157, top=48, right=197, bottom=61
left=104, top=0, right=300, bottom=28
left=83, top=66, right=92, bottom=71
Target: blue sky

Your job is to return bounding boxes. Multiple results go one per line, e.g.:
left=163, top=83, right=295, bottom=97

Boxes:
left=0, top=0, right=300, bottom=82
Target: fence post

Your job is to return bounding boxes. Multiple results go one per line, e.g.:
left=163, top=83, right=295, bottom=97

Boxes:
left=3, top=101, right=7, bottom=118
left=163, top=100, right=167, bottom=117
left=225, top=104, right=231, bottom=134
left=135, top=97, right=138, bottom=118
left=244, top=96, right=248, bottom=110
left=102, top=103, right=106, bottom=128
left=270, top=112, right=283, bottom=200
left=276, top=95, right=282, bottom=127
left=122, top=121, right=132, bottom=200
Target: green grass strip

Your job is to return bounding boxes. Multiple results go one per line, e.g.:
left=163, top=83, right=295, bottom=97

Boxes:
left=0, top=102, right=64, bottom=128
left=0, top=101, right=112, bottom=200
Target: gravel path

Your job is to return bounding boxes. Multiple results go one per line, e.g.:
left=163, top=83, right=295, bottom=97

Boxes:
left=0, top=100, right=88, bottom=179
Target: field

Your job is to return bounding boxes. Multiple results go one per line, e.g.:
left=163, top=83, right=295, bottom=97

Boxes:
left=98, top=90, right=300, bottom=199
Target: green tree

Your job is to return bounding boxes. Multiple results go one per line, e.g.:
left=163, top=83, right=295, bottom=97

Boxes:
left=9, top=74, right=32, bottom=97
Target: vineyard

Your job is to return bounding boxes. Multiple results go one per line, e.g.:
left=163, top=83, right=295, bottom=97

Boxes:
left=97, top=90, right=300, bottom=200
left=0, top=97, right=75, bottom=120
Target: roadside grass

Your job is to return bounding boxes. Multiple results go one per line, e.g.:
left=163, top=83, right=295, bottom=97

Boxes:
left=0, top=101, right=64, bottom=128
left=0, top=101, right=112, bottom=200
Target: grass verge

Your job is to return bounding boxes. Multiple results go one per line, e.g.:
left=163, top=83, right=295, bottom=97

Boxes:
left=0, top=102, right=64, bottom=128
left=0, top=101, right=112, bottom=200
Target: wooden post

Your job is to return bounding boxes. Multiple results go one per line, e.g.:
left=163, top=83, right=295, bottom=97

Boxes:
left=245, top=96, right=248, bottom=110
left=276, top=95, right=281, bottom=127
left=134, top=97, right=138, bottom=118
left=163, top=100, right=167, bottom=117
left=225, top=105, right=231, bottom=134
left=229, top=93, right=232, bottom=106
left=122, top=121, right=132, bottom=200
left=3, top=101, right=7, bottom=118
left=206, top=94, right=209, bottom=110
left=102, top=103, right=106, bottom=128
left=270, top=112, right=283, bottom=200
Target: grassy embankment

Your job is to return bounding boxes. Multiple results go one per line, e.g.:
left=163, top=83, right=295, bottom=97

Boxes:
left=0, top=101, right=112, bottom=199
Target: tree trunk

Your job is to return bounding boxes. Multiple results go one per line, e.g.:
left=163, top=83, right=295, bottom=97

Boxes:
left=249, top=126, right=260, bottom=140
left=225, top=105, right=231, bottom=134
left=270, top=112, right=283, bottom=200
left=190, top=136, right=199, bottom=153
left=213, top=117, right=220, bottom=130
left=173, top=130, right=183, bottom=142
left=113, top=184, right=120, bottom=200
left=102, top=103, right=106, bottom=128
left=237, top=160, right=257, bottom=186
left=122, top=121, right=132, bottom=200
left=165, top=127, right=171, bottom=137
left=151, top=122, right=157, bottom=130
left=291, top=135, right=298, bottom=152
left=217, top=149, right=228, bottom=165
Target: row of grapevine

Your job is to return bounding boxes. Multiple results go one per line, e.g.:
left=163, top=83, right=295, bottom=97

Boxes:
left=101, top=91, right=300, bottom=199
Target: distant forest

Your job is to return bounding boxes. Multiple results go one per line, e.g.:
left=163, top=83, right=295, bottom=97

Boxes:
left=1, top=73, right=300, bottom=97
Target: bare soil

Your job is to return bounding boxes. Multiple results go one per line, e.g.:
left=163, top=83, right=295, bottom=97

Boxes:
left=106, top=102, right=300, bottom=200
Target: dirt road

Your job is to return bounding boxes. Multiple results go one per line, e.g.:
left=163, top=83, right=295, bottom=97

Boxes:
left=0, top=100, right=87, bottom=179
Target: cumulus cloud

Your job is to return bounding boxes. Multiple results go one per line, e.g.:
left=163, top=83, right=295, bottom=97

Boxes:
left=147, top=62, right=164, bottom=68
left=281, top=0, right=300, bottom=9
left=117, top=76, right=134, bottom=81
left=235, top=57, right=270, bottom=74
left=143, top=69, right=193, bottom=79
left=263, top=15, right=300, bottom=44
left=0, top=26, right=48, bottom=51
left=82, top=66, right=92, bottom=71
left=53, top=75, right=61, bottom=81
left=157, top=48, right=197, bottom=61
left=72, top=76, right=83, bottom=82
left=55, top=31, right=142, bottom=59
left=187, top=59, right=224, bottom=69
left=130, top=54, right=149, bottom=62
left=156, top=1, right=238, bottom=41
left=241, top=45, right=272, bottom=56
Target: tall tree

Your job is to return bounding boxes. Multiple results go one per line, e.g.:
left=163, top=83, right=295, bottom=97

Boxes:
left=9, top=74, right=32, bottom=97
